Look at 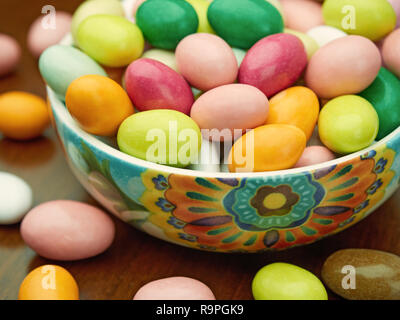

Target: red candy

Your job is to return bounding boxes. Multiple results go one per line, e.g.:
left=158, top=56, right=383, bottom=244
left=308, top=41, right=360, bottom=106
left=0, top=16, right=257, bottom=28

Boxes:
left=125, top=58, right=194, bottom=114
left=238, top=33, right=307, bottom=97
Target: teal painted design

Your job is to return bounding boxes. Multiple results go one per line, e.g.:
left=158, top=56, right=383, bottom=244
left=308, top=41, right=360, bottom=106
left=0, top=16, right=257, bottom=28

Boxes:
left=223, top=174, right=325, bottom=231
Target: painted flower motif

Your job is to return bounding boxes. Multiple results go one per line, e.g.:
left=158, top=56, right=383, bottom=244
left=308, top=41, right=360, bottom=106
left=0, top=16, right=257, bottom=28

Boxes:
left=152, top=175, right=169, bottom=191
left=225, top=175, right=323, bottom=230
left=167, top=217, right=186, bottom=229
left=156, top=198, right=175, bottom=212
left=139, top=144, right=396, bottom=252
left=367, top=179, right=383, bottom=195
left=250, top=185, right=299, bottom=217
left=374, top=158, right=388, bottom=174
left=353, top=200, right=369, bottom=214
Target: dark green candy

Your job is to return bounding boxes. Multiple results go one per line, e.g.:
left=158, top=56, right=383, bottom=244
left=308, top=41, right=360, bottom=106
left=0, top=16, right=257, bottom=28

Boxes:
left=136, top=0, right=198, bottom=50
left=359, top=67, right=400, bottom=140
left=207, top=0, right=284, bottom=49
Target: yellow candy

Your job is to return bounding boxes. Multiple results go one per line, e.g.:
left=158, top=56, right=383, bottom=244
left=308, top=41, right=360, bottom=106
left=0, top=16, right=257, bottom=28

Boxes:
left=142, top=49, right=178, bottom=72
left=252, top=263, right=328, bottom=300
left=284, top=28, right=319, bottom=60
left=19, top=265, right=79, bottom=300
left=77, top=15, right=144, bottom=67
left=186, top=0, right=215, bottom=34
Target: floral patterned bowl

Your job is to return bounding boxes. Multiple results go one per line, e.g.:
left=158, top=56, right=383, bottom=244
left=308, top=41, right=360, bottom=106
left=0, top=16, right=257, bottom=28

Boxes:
left=48, top=85, right=400, bottom=253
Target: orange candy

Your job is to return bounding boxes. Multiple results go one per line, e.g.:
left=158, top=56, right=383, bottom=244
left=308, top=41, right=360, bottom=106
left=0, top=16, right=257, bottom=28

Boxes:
left=66, top=74, right=134, bottom=136
left=229, top=124, right=306, bottom=172
left=266, top=86, right=319, bottom=140
left=18, top=265, right=79, bottom=300
left=0, top=91, right=50, bottom=140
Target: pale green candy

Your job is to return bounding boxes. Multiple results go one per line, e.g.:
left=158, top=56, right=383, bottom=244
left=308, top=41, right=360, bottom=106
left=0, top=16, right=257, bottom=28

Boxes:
left=117, top=110, right=202, bottom=167
left=142, top=49, right=178, bottom=72
left=252, top=263, right=328, bottom=300
left=77, top=15, right=144, bottom=67
left=71, top=0, right=125, bottom=41
left=191, top=87, right=203, bottom=100
left=323, top=0, right=396, bottom=41
left=39, top=45, right=107, bottom=99
left=232, top=48, right=247, bottom=67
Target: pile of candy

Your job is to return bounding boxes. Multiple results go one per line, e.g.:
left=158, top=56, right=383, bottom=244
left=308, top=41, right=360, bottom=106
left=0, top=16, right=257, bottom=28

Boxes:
left=17, top=0, right=396, bottom=173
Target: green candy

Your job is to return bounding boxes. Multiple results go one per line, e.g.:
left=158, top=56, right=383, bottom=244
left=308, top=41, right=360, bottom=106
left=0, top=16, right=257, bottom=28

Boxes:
left=117, top=110, right=202, bottom=168
left=323, top=0, right=396, bottom=41
left=136, top=0, right=199, bottom=50
left=252, top=263, right=328, bottom=300
left=39, top=45, right=107, bottom=100
left=207, top=0, right=284, bottom=49
left=359, top=68, right=400, bottom=140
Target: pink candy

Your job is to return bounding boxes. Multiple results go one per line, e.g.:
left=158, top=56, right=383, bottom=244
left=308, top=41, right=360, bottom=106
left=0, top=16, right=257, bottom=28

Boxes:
left=239, top=33, right=307, bottom=97
left=125, top=58, right=194, bottom=114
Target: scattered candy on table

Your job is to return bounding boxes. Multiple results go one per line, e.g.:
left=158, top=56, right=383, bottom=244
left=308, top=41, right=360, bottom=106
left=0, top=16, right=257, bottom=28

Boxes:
left=0, top=91, right=50, bottom=140
left=27, top=11, right=72, bottom=58
left=322, top=249, right=400, bottom=300
left=18, top=265, right=79, bottom=300
left=133, top=277, right=216, bottom=300
left=20, top=200, right=115, bottom=261
left=252, top=262, right=328, bottom=300
left=0, top=33, right=21, bottom=77
left=0, top=172, right=33, bottom=225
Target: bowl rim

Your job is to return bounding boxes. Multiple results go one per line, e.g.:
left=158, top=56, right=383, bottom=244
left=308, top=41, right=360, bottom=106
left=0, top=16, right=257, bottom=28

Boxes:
left=49, top=87, right=400, bottom=179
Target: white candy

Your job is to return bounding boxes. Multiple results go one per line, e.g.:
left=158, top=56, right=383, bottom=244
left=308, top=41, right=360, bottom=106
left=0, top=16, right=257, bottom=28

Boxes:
left=190, top=138, right=221, bottom=172
left=307, top=25, right=347, bottom=47
left=0, top=172, right=33, bottom=224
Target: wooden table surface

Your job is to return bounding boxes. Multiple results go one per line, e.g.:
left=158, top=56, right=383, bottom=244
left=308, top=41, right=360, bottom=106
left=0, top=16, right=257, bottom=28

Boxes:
left=1, top=0, right=399, bottom=301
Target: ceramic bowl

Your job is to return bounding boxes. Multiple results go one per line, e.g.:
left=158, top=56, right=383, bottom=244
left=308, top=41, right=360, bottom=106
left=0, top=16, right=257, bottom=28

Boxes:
left=48, top=86, right=400, bottom=253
